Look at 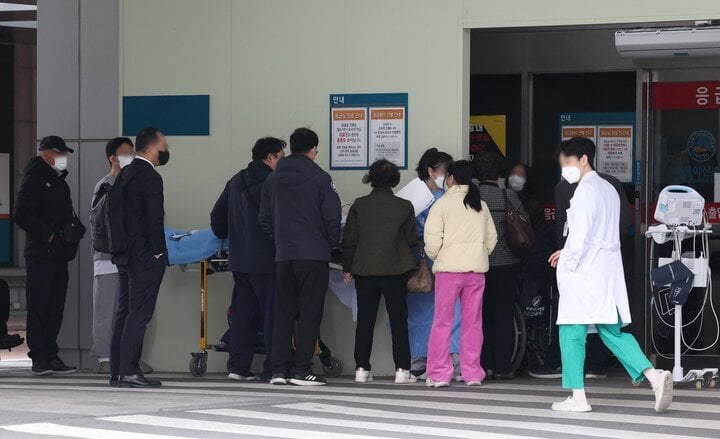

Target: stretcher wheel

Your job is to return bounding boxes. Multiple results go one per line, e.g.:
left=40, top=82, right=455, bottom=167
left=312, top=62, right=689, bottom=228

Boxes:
left=695, top=379, right=703, bottom=390
left=189, top=351, right=208, bottom=377
left=322, top=357, right=343, bottom=378
left=709, top=378, right=718, bottom=388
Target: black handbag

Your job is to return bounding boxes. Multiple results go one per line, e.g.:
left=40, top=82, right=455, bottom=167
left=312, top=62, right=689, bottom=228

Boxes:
left=62, top=209, right=87, bottom=244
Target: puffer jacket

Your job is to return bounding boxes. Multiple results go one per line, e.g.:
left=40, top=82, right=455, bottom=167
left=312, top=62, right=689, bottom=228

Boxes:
left=423, top=185, right=497, bottom=274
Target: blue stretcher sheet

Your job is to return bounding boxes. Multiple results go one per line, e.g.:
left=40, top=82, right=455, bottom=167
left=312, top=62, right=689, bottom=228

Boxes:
left=165, top=227, right=227, bottom=265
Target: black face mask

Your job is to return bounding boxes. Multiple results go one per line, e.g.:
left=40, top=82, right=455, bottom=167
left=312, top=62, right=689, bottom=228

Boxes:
left=158, top=150, right=170, bottom=166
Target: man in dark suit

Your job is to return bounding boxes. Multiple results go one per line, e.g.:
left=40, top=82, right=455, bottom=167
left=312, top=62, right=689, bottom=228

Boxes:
left=110, top=127, right=169, bottom=388
left=15, top=136, right=81, bottom=376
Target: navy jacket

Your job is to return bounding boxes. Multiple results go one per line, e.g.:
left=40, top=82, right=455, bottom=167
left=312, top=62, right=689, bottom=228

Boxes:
left=211, top=160, right=275, bottom=274
left=112, top=158, right=167, bottom=270
left=15, top=157, right=79, bottom=261
left=259, top=154, right=341, bottom=262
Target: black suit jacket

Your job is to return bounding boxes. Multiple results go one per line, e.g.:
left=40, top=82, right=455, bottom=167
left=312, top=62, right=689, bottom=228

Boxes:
left=113, top=158, right=167, bottom=270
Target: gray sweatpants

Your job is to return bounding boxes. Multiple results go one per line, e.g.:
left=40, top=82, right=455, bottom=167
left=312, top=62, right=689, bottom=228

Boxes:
left=92, top=273, right=120, bottom=360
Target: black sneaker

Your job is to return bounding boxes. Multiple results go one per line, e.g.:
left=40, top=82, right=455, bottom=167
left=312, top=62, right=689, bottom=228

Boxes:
left=32, top=361, right=53, bottom=376
left=49, top=357, right=77, bottom=374
left=528, top=365, right=562, bottom=379
left=289, top=373, right=327, bottom=386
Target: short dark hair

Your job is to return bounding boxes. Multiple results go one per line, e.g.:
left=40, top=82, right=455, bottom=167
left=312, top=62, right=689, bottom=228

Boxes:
left=557, top=137, right=596, bottom=165
left=415, top=148, right=453, bottom=180
left=472, top=152, right=505, bottom=181
left=366, top=159, right=401, bottom=189
left=135, top=127, right=162, bottom=152
left=105, top=137, right=133, bottom=160
left=289, top=128, right=319, bottom=153
left=252, top=137, right=286, bottom=160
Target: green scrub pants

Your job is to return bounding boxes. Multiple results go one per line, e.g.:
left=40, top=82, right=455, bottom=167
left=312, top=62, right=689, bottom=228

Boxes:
left=559, top=320, right=653, bottom=389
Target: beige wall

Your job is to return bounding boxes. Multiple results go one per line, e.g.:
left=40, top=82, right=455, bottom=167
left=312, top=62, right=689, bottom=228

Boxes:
left=121, top=0, right=720, bottom=374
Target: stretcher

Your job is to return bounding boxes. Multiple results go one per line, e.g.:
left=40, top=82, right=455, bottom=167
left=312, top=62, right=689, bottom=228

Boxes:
left=165, top=228, right=343, bottom=378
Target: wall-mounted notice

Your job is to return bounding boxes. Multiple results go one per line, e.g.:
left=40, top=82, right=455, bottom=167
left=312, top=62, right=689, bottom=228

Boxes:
left=329, top=93, right=408, bottom=170
left=331, top=108, right=368, bottom=168
left=369, top=108, right=405, bottom=167
left=597, top=126, right=633, bottom=183
left=559, top=112, right=636, bottom=183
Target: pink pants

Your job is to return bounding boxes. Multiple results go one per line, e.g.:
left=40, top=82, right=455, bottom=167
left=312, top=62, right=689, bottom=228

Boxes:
left=427, top=272, right=486, bottom=383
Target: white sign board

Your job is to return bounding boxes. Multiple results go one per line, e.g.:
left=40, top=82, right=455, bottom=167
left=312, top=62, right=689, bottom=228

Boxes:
left=597, top=126, right=633, bottom=183
left=331, top=107, right=368, bottom=168
left=369, top=107, right=406, bottom=167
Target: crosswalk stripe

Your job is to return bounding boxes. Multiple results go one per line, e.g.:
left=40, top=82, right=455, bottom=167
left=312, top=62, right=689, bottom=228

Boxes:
left=284, top=393, right=720, bottom=430
left=1, top=422, right=187, bottom=439
left=101, top=414, right=400, bottom=439
left=191, top=408, right=548, bottom=439
left=1, top=382, right=718, bottom=419
left=260, top=402, right=702, bottom=439
left=2, top=379, right=718, bottom=411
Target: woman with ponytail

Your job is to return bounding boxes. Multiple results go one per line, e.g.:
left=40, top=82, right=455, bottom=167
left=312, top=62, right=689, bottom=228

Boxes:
left=423, top=160, right=497, bottom=387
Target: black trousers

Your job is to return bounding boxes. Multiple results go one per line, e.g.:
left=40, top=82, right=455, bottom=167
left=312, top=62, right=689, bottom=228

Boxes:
left=1, top=278, right=9, bottom=336
left=272, top=260, right=328, bottom=376
left=354, top=275, right=411, bottom=371
left=110, top=261, right=165, bottom=376
left=228, top=271, right=275, bottom=376
left=481, top=264, right=518, bottom=375
left=25, top=258, right=69, bottom=362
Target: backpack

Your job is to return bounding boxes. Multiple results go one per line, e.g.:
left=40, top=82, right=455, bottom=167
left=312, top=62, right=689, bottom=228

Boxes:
left=503, top=189, right=535, bottom=258
left=90, top=178, right=128, bottom=255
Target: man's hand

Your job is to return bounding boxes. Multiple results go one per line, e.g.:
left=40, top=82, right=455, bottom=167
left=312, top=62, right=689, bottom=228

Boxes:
left=548, top=250, right=562, bottom=269
left=48, top=234, right=54, bottom=243
left=343, top=272, right=353, bottom=284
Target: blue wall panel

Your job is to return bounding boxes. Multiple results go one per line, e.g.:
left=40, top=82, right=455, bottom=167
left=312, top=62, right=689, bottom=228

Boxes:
left=122, top=95, right=209, bottom=136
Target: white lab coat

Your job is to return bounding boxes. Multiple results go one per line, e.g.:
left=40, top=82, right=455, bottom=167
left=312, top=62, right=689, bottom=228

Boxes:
left=556, top=171, right=631, bottom=329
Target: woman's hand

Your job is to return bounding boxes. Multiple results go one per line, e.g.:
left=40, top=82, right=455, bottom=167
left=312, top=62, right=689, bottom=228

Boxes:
left=343, top=272, right=353, bottom=284
left=548, top=250, right=561, bottom=269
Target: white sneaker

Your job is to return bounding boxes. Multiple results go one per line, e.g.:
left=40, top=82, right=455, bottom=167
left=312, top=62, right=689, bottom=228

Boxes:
left=355, top=368, right=373, bottom=383
left=466, top=380, right=482, bottom=387
left=653, top=370, right=673, bottom=413
left=270, top=375, right=288, bottom=385
left=551, top=397, right=592, bottom=413
left=425, top=377, right=450, bottom=388
left=227, top=373, right=256, bottom=381
left=395, top=368, right=417, bottom=384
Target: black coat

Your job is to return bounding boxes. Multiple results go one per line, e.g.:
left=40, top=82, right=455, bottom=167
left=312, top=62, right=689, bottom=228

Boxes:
left=112, top=158, right=167, bottom=270
left=14, top=157, right=78, bottom=261
left=211, top=160, right=275, bottom=274
left=259, top=154, right=342, bottom=262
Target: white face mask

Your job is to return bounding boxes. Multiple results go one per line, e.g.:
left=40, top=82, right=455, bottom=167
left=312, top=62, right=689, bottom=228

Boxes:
left=508, top=175, right=526, bottom=192
left=118, top=154, right=135, bottom=168
left=561, top=165, right=581, bottom=184
left=433, top=175, right=446, bottom=191
left=51, top=156, right=68, bottom=172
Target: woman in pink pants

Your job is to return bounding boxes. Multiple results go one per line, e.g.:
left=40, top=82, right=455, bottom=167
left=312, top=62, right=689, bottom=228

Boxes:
left=423, top=160, right=497, bottom=387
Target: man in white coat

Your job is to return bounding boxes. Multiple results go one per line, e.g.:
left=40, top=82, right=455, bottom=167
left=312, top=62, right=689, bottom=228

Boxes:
left=548, top=137, right=673, bottom=413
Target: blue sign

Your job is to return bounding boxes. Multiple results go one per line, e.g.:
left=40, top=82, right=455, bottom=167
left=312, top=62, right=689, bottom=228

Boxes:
left=123, top=95, right=210, bottom=136
left=634, top=160, right=642, bottom=185
left=329, top=93, right=408, bottom=170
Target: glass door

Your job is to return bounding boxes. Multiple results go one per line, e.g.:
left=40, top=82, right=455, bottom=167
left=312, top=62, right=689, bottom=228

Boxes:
left=642, top=68, right=720, bottom=366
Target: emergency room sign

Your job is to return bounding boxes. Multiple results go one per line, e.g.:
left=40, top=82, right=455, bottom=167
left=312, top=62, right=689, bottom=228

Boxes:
left=329, top=93, right=408, bottom=170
